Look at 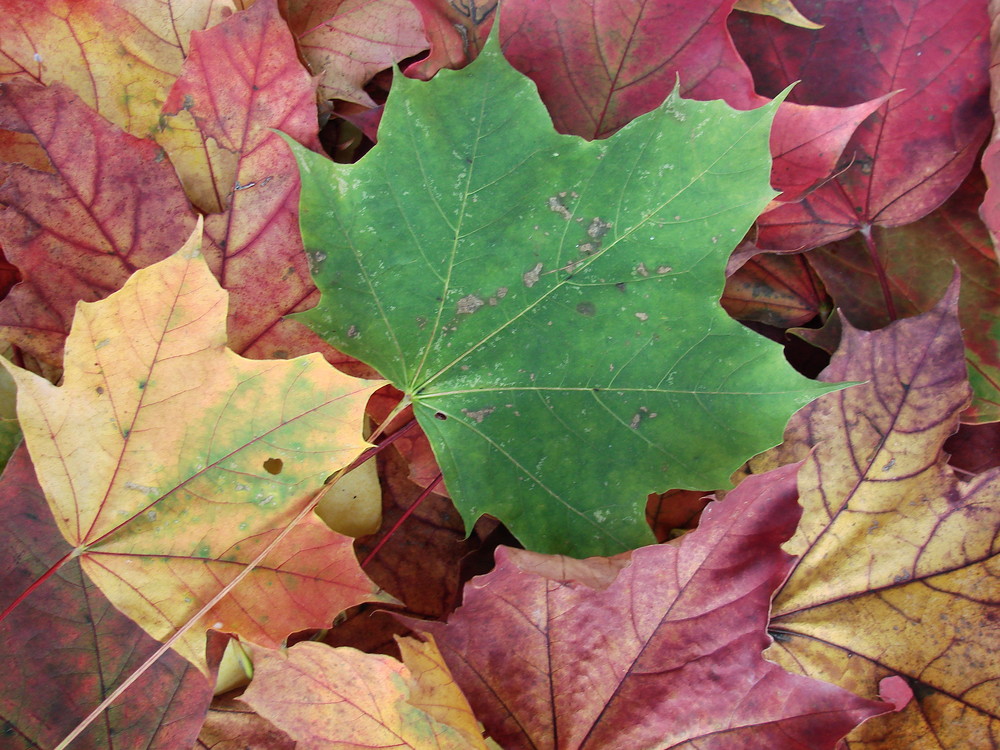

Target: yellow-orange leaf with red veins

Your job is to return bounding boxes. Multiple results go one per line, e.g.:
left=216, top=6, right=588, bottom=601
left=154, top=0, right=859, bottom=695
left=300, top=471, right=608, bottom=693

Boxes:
left=242, top=636, right=491, bottom=749
left=1, top=224, right=387, bottom=673
left=758, top=277, right=1000, bottom=747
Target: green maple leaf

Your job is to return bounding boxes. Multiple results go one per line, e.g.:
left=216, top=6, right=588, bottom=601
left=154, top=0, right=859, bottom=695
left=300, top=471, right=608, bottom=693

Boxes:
left=284, top=37, right=838, bottom=557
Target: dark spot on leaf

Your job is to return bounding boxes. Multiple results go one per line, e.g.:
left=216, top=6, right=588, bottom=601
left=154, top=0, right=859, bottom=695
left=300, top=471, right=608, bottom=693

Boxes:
left=576, top=301, right=596, bottom=317
left=910, top=679, right=935, bottom=700
left=615, top=282, right=627, bottom=292
left=96, top=386, right=104, bottom=395
left=434, top=412, right=448, bottom=420
left=263, top=457, right=283, bottom=475
left=768, top=629, right=792, bottom=642
left=138, top=380, right=147, bottom=390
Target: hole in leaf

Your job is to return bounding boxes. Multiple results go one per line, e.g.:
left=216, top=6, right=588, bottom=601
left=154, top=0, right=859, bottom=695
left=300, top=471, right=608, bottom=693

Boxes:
left=263, top=457, right=283, bottom=475
left=434, top=412, right=447, bottom=420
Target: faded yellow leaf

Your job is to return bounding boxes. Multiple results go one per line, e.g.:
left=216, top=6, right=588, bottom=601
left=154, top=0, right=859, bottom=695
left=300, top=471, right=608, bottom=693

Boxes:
left=760, top=281, right=1000, bottom=747
left=398, top=634, right=494, bottom=749
left=2, top=222, right=388, bottom=672
left=316, top=456, right=383, bottom=537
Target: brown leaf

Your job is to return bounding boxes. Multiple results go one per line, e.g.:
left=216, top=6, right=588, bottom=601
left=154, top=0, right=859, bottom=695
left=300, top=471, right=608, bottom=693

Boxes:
left=283, top=0, right=428, bottom=109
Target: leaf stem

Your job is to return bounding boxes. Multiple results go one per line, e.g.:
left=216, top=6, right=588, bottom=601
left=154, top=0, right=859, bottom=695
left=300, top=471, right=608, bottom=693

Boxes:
left=361, top=472, right=443, bottom=568
left=0, top=549, right=74, bottom=624
left=339, top=414, right=417, bottom=478
left=859, top=224, right=898, bottom=321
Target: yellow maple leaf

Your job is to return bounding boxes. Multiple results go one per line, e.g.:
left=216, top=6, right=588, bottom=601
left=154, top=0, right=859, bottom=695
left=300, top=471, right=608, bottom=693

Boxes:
left=2, top=222, right=388, bottom=672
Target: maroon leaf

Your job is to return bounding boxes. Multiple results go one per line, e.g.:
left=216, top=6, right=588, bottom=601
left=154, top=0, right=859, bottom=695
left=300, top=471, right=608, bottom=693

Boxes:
left=806, top=169, right=1000, bottom=422
left=730, top=0, right=992, bottom=250
left=409, top=465, right=894, bottom=749
left=980, top=0, right=1000, bottom=260
left=405, top=0, right=496, bottom=80
left=406, top=0, right=883, bottom=205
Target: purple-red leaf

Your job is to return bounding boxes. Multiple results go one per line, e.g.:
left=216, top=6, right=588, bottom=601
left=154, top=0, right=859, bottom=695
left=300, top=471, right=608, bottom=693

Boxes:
left=409, top=465, right=893, bottom=749
left=0, top=445, right=214, bottom=750
left=162, top=0, right=367, bottom=371
left=407, top=0, right=883, bottom=204
left=732, top=0, right=991, bottom=250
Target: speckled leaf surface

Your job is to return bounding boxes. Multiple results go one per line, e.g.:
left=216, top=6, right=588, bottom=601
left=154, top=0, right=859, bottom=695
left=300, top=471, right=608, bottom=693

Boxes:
left=289, top=35, right=837, bottom=557
left=1, top=226, right=385, bottom=672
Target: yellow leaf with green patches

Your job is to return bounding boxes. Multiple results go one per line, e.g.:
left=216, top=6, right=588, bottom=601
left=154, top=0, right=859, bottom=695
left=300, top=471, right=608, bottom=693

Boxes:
left=1, top=222, right=387, bottom=673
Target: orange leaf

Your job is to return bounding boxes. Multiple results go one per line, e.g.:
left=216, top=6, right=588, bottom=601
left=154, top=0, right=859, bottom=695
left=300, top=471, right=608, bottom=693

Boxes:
left=2, top=224, right=387, bottom=672
left=762, top=278, right=1000, bottom=746
left=242, top=635, right=490, bottom=749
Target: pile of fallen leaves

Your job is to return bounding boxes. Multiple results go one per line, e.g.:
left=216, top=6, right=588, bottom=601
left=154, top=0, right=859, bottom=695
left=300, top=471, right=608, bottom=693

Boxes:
left=0, top=1, right=997, bottom=748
